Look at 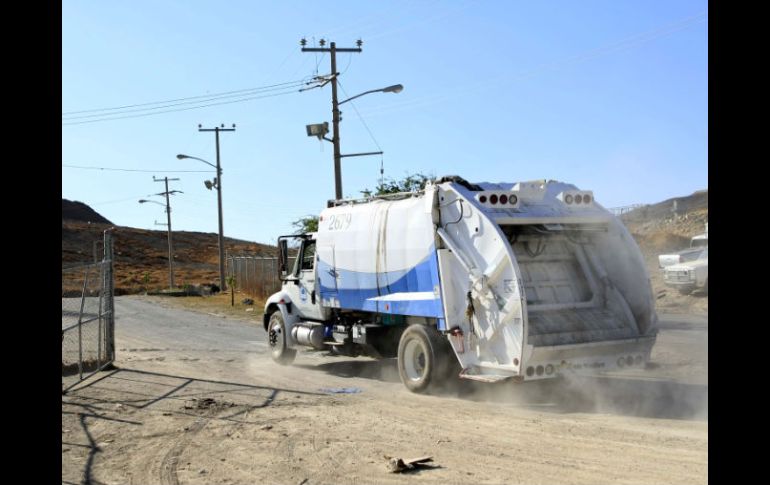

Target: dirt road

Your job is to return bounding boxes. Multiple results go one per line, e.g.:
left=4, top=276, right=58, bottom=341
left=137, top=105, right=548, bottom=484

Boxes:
left=62, top=296, right=707, bottom=485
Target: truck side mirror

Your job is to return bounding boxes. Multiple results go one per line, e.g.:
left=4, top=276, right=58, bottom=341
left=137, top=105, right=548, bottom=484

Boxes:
left=278, top=239, right=288, bottom=278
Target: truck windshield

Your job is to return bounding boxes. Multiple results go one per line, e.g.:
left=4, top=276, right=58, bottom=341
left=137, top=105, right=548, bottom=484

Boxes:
left=691, top=238, right=707, bottom=248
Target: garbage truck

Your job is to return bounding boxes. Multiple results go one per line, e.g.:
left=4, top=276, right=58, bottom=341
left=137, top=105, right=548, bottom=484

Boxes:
left=264, top=176, right=658, bottom=392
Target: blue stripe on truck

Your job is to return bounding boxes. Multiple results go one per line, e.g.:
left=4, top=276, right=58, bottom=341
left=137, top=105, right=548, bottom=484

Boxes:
left=318, top=250, right=444, bottom=318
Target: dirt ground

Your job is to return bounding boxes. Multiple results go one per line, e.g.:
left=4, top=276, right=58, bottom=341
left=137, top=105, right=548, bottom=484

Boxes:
left=62, top=294, right=707, bottom=485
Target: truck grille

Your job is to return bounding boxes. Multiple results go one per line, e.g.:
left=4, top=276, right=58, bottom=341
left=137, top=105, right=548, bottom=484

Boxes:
left=665, top=270, right=693, bottom=282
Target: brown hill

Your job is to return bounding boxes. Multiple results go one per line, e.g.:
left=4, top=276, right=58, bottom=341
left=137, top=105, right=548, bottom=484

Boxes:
left=619, top=189, right=708, bottom=316
left=62, top=199, right=113, bottom=224
left=63, top=219, right=277, bottom=294
left=621, top=189, right=708, bottom=255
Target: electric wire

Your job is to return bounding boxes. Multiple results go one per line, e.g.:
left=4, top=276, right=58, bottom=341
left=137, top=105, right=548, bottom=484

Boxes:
left=339, top=53, right=353, bottom=76
left=62, top=78, right=309, bottom=116
left=63, top=164, right=212, bottom=173
left=62, top=83, right=304, bottom=121
left=337, top=81, right=382, bottom=151
left=62, top=89, right=300, bottom=125
left=357, top=10, right=707, bottom=120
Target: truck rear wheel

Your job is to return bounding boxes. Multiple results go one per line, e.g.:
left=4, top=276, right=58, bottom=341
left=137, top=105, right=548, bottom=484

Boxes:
left=397, top=324, right=455, bottom=393
left=268, top=312, right=296, bottom=365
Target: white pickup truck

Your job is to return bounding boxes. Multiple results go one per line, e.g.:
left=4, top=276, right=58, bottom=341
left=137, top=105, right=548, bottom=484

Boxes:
left=658, top=231, right=708, bottom=269
left=663, top=247, right=708, bottom=295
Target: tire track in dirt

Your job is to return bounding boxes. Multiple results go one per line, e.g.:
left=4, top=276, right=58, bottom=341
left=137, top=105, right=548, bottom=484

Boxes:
left=157, top=417, right=208, bottom=485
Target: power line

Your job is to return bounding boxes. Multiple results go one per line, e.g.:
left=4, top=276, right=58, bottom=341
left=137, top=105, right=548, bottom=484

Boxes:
left=357, top=10, right=707, bottom=120
left=62, top=81, right=307, bottom=121
left=63, top=164, right=212, bottom=173
left=367, top=0, right=478, bottom=41
left=338, top=81, right=382, bottom=151
left=62, top=78, right=309, bottom=116
left=340, top=53, right=354, bottom=76
left=62, top=89, right=300, bottom=125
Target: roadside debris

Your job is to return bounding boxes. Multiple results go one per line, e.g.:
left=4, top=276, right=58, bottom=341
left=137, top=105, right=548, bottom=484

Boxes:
left=184, top=397, right=236, bottom=410
left=242, top=298, right=254, bottom=305
left=385, top=455, right=435, bottom=473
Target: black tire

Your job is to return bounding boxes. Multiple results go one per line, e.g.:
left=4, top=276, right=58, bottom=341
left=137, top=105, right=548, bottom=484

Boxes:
left=267, top=312, right=296, bottom=365
left=397, top=324, right=457, bottom=393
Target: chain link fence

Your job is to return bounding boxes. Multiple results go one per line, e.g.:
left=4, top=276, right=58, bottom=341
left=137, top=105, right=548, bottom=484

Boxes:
left=62, top=230, right=115, bottom=392
left=227, top=254, right=294, bottom=300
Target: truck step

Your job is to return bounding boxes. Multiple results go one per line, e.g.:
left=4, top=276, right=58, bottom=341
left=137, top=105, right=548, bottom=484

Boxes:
left=458, top=367, right=514, bottom=383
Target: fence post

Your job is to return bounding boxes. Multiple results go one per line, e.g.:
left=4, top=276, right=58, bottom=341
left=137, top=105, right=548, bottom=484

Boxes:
left=77, top=268, right=90, bottom=380
left=103, top=229, right=115, bottom=363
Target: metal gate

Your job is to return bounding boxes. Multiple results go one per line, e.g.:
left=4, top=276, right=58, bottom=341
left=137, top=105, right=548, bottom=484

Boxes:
left=62, top=229, right=115, bottom=393
left=227, top=255, right=286, bottom=299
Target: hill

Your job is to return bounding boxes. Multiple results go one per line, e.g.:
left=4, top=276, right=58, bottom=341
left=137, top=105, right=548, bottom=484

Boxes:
left=619, top=189, right=708, bottom=316
left=621, top=189, right=708, bottom=255
left=62, top=199, right=113, bottom=224
left=63, top=202, right=277, bottom=294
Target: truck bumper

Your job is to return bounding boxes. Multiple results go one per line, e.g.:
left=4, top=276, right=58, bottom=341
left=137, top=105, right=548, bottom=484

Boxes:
left=521, top=335, right=657, bottom=380
left=664, top=281, right=697, bottom=292
left=458, top=336, right=657, bottom=382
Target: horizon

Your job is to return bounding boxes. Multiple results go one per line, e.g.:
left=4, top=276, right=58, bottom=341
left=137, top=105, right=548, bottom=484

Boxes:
left=62, top=183, right=708, bottom=246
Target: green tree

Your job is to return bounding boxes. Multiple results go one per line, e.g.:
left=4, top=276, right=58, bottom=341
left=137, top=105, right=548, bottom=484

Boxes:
left=291, top=172, right=433, bottom=234
left=291, top=215, right=319, bottom=234
left=361, top=171, right=433, bottom=196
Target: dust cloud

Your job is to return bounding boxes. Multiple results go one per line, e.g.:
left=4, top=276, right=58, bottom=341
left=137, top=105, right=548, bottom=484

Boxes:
left=437, top=370, right=707, bottom=421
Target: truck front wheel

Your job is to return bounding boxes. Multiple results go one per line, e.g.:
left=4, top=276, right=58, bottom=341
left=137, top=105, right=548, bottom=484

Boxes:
left=268, top=312, right=296, bottom=365
left=397, top=324, right=455, bottom=393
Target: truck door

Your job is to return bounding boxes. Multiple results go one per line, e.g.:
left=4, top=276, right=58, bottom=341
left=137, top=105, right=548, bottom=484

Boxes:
left=288, top=238, right=325, bottom=321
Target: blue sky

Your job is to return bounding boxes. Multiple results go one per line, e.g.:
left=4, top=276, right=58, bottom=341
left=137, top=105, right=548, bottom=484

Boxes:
left=62, top=0, right=708, bottom=244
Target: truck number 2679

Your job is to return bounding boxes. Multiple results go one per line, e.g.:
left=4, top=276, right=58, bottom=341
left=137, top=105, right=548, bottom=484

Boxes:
left=328, top=213, right=352, bottom=231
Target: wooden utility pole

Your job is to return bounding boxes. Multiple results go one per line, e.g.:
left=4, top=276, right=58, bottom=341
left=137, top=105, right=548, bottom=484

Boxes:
left=198, top=124, right=236, bottom=290
left=301, top=39, right=362, bottom=200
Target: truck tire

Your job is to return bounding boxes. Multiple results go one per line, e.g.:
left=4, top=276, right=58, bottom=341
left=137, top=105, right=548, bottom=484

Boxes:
left=397, top=324, right=455, bottom=393
left=268, top=312, right=296, bottom=365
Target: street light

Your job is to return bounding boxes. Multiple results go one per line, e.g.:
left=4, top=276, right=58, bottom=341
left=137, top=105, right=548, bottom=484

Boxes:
left=138, top=194, right=181, bottom=290
left=307, top=83, right=404, bottom=200
left=338, top=84, right=403, bottom=105
left=177, top=153, right=226, bottom=291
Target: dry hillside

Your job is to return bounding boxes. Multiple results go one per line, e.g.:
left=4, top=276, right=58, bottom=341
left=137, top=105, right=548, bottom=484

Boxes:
left=63, top=202, right=277, bottom=294
left=620, top=189, right=708, bottom=315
